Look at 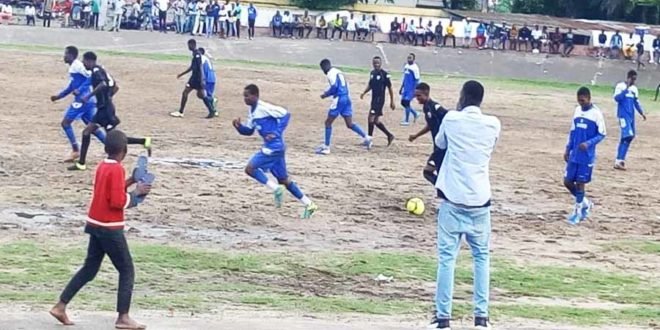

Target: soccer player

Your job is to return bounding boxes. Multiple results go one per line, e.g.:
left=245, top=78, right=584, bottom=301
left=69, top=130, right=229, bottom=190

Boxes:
left=233, top=84, right=318, bottom=219
left=613, top=70, right=647, bottom=170
left=360, top=56, right=395, bottom=146
left=68, top=52, right=152, bottom=171
left=316, top=58, right=371, bottom=155
left=399, top=53, right=420, bottom=126
left=169, top=39, right=217, bottom=119
left=408, top=82, right=448, bottom=186
left=564, top=87, right=606, bottom=224
left=50, top=130, right=151, bottom=329
left=198, top=47, right=217, bottom=110
left=50, top=45, right=105, bottom=163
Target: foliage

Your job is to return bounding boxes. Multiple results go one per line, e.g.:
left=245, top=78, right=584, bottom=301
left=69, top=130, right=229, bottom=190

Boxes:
left=510, top=0, right=660, bottom=23
left=290, top=0, right=393, bottom=10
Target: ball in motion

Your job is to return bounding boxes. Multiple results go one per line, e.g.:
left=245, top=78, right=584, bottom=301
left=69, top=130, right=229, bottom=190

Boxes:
left=406, top=198, right=425, bottom=215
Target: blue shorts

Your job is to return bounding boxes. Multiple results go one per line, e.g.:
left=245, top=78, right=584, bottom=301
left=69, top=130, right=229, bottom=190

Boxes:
left=63, top=102, right=96, bottom=122
left=205, top=82, right=215, bottom=98
left=618, top=117, right=636, bottom=139
left=248, top=150, right=288, bottom=180
left=565, top=162, right=593, bottom=184
left=328, top=98, right=353, bottom=118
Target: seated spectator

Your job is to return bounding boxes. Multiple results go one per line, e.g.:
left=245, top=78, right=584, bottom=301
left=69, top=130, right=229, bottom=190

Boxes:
left=405, top=18, right=416, bottom=44
left=531, top=25, right=542, bottom=51
left=357, top=14, right=369, bottom=40
left=389, top=17, right=399, bottom=43
left=540, top=26, right=549, bottom=52
left=486, top=21, right=497, bottom=49
left=293, top=14, right=303, bottom=39
left=415, top=18, right=425, bottom=46
left=444, top=19, right=456, bottom=48
left=597, top=29, right=608, bottom=58
left=425, top=20, right=435, bottom=45
left=346, top=13, right=357, bottom=41
left=500, top=22, right=509, bottom=50
left=398, top=18, right=408, bottom=44
left=653, top=35, right=660, bottom=64
left=550, top=27, right=562, bottom=54
left=518, top=24, right=531, bottom=51
left=610, top=30, right=623, bottom=59
left=509, top=24, right=518, bottom=50
left=476, top=22, right=486, bottom=49
left=330, top=13, right=343, bottom=40
left=434, top=20, right=443, bottom=47
left=368, top=14, right=378, bottom=41
left=462, top=17, right=472, bottom=48
left=302, top=10, right=313, bottom=38
left=0, top=3, right=12, bottom=24
left=562, top=28, right=575, bottom=57
left=271, top=10, right=282, bottom=37
left=25, top=3, right=36, bottom=25
left=317, top=15, right=328, bottom=39
left=282, top=10, right=293, bottom=38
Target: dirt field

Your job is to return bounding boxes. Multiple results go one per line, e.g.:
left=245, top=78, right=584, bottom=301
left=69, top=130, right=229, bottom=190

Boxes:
left=0, top=44, right=659, bottom=330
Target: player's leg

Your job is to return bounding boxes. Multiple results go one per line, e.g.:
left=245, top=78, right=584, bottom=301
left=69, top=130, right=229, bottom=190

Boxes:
left=171, top=86, right=194, bottom=117
left=206, top=82, right=218, bottom=115
left=61, top=105, right=83, bottom=161
left=615, top=120, right=635, bottom=169
left=372, top=106, right=394, bottom=146
left=81, top=105, right=106, bottom=144
left=316, top=114, right=337, bottom=154
left=127, top=137, right=153, bottom=156
left=272, top=156, right=317, bottom=219
left=196, top=88, right=216, bottom=118
left=342, top=114, right=370, bottom=149
left=367, top=113, right=376, bottom=138
left=245, top=151, right=279, bottom=191
left=70, top=122, right=103, bottom=170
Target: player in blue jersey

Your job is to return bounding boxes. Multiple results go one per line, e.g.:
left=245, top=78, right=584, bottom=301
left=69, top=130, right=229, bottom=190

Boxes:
left=198, top=48, right=218, bottom=111
left=316, top=59, right=371, bottom=155
left=233, top=84, right=319, bottom=219
left=50, top=46, right=106, bottom=163
left=563, top=87, right=606, bottom=225
left=399, top=53, right=421, bottom=126
left=613, top=70, right=647, bottom=170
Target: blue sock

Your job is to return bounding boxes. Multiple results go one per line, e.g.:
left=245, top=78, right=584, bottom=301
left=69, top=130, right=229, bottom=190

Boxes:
left=575, top=190, right=585, bottom=204
left=249, top=169, right=269, bottom=185
left=568, top=186, right=577, bottom=197
left=324, top=127, right=332, bottom=146
left=62, top=124, right=79, bottom=152
left=203, top=96, right=215, bottom=114
left=350, top=123, right=366, bottom=138
left=410, top=107, right=419, bottom=118
left=617, top=138, right=632, bottom=160
left=404, top=107, right=410, bottom=122
left=93, top=129, right=106, bottom=144
left=286, top=182, right=304, bottom=199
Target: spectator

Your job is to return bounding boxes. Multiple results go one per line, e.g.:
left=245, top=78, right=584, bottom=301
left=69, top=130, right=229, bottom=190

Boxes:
left=205, top=1, right=215, bottom=37
left=42, top=0, right=54, bottom=27
left=462, top=17, right=472, bottom=48
left=425, top=20, right=435, bottom=45
left=405, top=18, right=416, bottom=44
left=91, top=0, right=100, bottom=29
left=540, top=26, right=549, bottom=52
left=550, top=27, right=562, bottom=54
left=597, top=29, right=608, bottom=58
left=398, top=17, right=407, bottom=44
left=389, top=17, right=399, bottom=44
left=444, top=19, right=455, bottom=48
left=562, top=28, right=575, bottom=57
left=81, top=0, right=91, bottom=28
left=301, top=10, right=313, bottom=38
left=500, top=22, right=508, bottom=50
left=217, top=2, right=227, bottom=36
left=610, top=30, right=623, bottom=59
left=636, top=40, right=646, bottom=70
left=282, top=10, right=292, bottom=38
left=368, top=14, right=379, bottom=42
left=330, top=13, right=343, bottom=40
left=142, top=0, right=153, bottom=31
left=415, top=18, right=425, bottom=46
left=292, top=14, right=302, bottom=39
left=434, top=20, right=443, bottom=47
left=131, top=0, right=142, bottom=29
left=71, top=0, right=82, bottom=28
left=25, top=3, right=36, bottom=25
left=346, top=13, right=357, bottom=41
left=623, top=32, right=636, bottom=60
left=247, top=2, right=257, bottom=40
left=531, top=25, right=542, bottom=51
left=193, top=0, right=206, bottom=36
left=173, top=0, right=184, bottom=33
left=110, top=0, right=124, bottom=31
left=0, top=3, right=12, bottom=24
left=233, top=0, right=242, bottom=38
left=653, top=35, right=660, bottom=64
left=159, top=0, right=170, bottom=32
left=357, top=15, right=369, bottom=41
left=486, top=21, right=497, bottom=49
left=316, top=15, right=327, bottom=39
left=227, top=5, right=236, bottom=37
left=184, top=0, right=194, bottom=33
left=518, top=24, right=530, bottom=51
left=271, top=10, right=282, bottom=37
left=430, top=80, right=500, bottom=330
left=509, top=24, right=518, bottom=50
left=476, top=22, right=486, bottom=49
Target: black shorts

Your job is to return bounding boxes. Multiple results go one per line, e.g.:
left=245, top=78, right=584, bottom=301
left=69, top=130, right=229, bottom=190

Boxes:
left=93, top=104, right=120, bottom=130
left=370, top=99, right=385, bottom=117
left=401, top=99, right=411, bottom=108
left=426, top=148, right=445, bottom=169
left=187, top=78, right=203, bottom=90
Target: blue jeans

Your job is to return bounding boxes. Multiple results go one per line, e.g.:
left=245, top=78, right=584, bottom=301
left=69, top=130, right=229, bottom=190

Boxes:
left=205, top=16, right=214, bottom=37
left=435, top=201, right=491, bottom=319
left=175, top=15, right=184, bottom=33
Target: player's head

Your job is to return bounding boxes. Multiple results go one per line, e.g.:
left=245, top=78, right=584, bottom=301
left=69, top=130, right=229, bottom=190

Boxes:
left=319, top=58, right=332, bottom=74
left=187, top=38, right=197, bottom=51
left=198, top=47, right=205, bottom=55
left=63, top=45, right=78, bottom=64
left=414, top=82, right=430, bottom=104
left=577, top=87, right=591, bottom=110
left=243, top=84, right=260, bottom=106
left=105, top=130, right=128, bottom=162
left=82, top=51, right=97, bottom=70
left=372, top=56, right=382, bottom=70
left=407, top=53, right=415, bottom=64
left=458, top=80, right=484, bottom=110
left=626, top=70, right=637, bottom=85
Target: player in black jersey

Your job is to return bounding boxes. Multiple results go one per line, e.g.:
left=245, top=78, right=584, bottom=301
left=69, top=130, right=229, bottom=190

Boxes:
left=170, top=39, right=217, bottom=119
left=68, top=52, right=152, bottom=171
left=360, top=56, right=395, bottom=146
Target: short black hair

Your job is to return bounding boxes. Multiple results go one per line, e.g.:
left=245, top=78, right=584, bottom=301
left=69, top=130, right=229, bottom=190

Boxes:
left=82, top=51, right=97, bottom=61
left=65, top=45, right=78, bottom=58
left=462, top=80, right=485, bottom=106
left=198, top=47, right=206, bottom=55
left=415, top=82, right=430, bottom=93
left=408, top=53, right=415, bottom=60
left=244, top=84, right=260, bottom=97
left=105, top=130, right=127, bottom=156
left=320, top=58, right=331, bottom=67
left=373, top=56, right=381, bottom=60
left=577, top=86, right=591, bottom=97
left=188, top=38, right=196, bottom=46
left=627, top=69, right=637, bottom=78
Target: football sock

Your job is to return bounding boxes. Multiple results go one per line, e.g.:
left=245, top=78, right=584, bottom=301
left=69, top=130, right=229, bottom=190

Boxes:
left=202, top=96, right=215, bottom=114
left=368, top=121, right=375, bottom=136
left=617, top=136, right=634, bottom=161
left=179, top=93, right=188, bottom=114
left=350, top=123, right=366, bottom=138
left=127, top=137, right=146, bottom=145
left=286, top=181, right=304, bottom=199
left=575, top=190, right=585, bottom=205
left=78, top=134, right=91, bottom=165
left=63, top=124, right=79, bottom=152
left=324, top=127, right=332, bottom=147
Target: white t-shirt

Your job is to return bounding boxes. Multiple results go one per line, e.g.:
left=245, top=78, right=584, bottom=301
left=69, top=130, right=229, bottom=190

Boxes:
left=218, top=5, right=227, bottom=21
left=156, top=0, right=168, bottom=11
left=114, top=0, right=125, bottom=14
left=196, top=2, right=206, bottom=15
left=25, top=5, right=35, bottom=15
left=82, top=0, right=91, bottom=12
left=131, top=3, right=140, bottom=16
left=531, top=29, right=542, bottom=39
left=346, top=18, right=356, bottom=31
left=282, top=13, right=291, bottom=23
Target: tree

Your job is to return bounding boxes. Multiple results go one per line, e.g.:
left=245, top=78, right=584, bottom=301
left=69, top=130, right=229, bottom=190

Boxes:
left=291, top=0, right=393, bottom=10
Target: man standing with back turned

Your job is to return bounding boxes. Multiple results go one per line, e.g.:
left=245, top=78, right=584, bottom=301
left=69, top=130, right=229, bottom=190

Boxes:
left=429, top=80, right=500, bottom=330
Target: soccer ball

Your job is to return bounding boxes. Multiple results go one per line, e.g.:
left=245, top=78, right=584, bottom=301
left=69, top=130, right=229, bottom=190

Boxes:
left=406, top=198, right=425, bottom=215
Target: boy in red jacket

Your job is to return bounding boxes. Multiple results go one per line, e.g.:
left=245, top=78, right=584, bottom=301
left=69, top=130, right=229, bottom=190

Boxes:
left=50, top=130, right=151, bottom=330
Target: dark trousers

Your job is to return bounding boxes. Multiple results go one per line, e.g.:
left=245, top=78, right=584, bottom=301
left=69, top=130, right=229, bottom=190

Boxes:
left=26, top=15, right=35, bottom=25
left=272, top=24, right=281, bottom=37
left=444, top=35, right=456, bottom=48
left=331, top=27, right=342, bottom=39
left=317, top=27, right=327, bottom=38
left=92, top=12, right=99, bottom=29
left=43, top=12, right=51, bottom=27
left=158, top=10, right=166, bottom=32
left=235, top=18, right=241, bottom=38
left=248, top=19, right=255, bottom=38
left=60, top=226, right=135, bottom=314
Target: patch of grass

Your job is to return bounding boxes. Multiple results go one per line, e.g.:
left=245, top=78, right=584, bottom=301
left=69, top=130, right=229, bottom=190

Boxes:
left=493, top=304, right=660, bottom=327
left=602, top=240, right=660, bottom=256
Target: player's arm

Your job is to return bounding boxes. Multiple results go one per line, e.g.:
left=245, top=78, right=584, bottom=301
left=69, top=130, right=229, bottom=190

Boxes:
left=564, top=121, right=576, bottom=161
left=198, top=58, right=206, bottom=86
left=386, top=75, right=395, bottom=110
left=177, top=66, right=192, bottom=78
left=360, top=80, right=371, bottom=99
left=581, top=116, right=606, bottom=151
left=52, top=77, right=79, bottom=101
left=633, top=96, right=646, bottom=120
left=408, top=124, right=430, bottom=142
left=232, top=117, right=255, bottom=136
left=321, top=74, right=338, bottom=99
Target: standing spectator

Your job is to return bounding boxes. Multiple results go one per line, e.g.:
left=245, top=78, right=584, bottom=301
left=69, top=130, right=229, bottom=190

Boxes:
left=192, top=0, right=205, bottom=36
left=357, top=15, right=369, bottom=41
left=509, top=24, right=518, bottom=50
left=173, top=0, right=185, bottom=33
left=205, top=1, right=215, bottom=37
left=653, top=35, right=660, bottom=64
left=636, top=40, right=646, bottom=70
left=518, top=24, right=530, bottom=51
left=462, top=17, right=472, bottom=48
left=389, top=17, right=399, bottom=43
left=227, top=4, right=236, bottom=37
left=316, top=15, right=327, bottom=39
left=130, top=0, right=141, bottom=29
left=218, top=2, right=227, bottom=36
left=398, top=18, right=407, bottom=44
left=444, top=19, right=456, bottom=48
left=562, top=28, right=575, bottom=57
left=597, top=30, right=608, bottom=58
left=330, top=13, right=343, bottom=40
left=110, top=0, right=124, bottom=31
left=434, top=20, right=443, bottom=47
left=233, top=0, right=242, bottom=38
left=42, top=0, right=54, bottom=27
left=415, top=18, right=425, bottom=46
left=156, top=0, right=168, bottom=32
left=91, top=0, right=100, bottom=29
left=476, top=22, right=486, bottom=49
left=368, top=14, right=379, bottom=42
left=81, top=0, right=91, bottom=28
left=0, top=3, right=12, bottom=25
left=183, top=0, right=194, bottom=33
left=428, top=80, right=500, bottom=330
left=271, top=10, right=281, bottom=37
left=623, top=32, right=636, bottom=60
left=301, top=10, right=312, bottom=38
left=610, top=30, right=623, bottom=59
left=247, top=2, right=256, bottom=39
left=346, top=13, right=357, bottom=41
left=549, top=27, right=562, bottom=54
left=142, top=0, right=153, bottom=31
left=282, top=10, right=292, bottom=38
left=25, top=3, right=36, bottom=25
left=71, top=0, right=82, bottom=28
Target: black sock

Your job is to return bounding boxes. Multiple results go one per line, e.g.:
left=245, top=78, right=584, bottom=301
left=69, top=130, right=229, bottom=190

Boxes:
left=127, top=137, right=146, bottom=145
left=368, top=122, right=375, bottom=136
left=79, top=134, right=91, bottom=165
left=423, top=169, right=437, bottom=185
left=376, top=122, right=392, bottom=137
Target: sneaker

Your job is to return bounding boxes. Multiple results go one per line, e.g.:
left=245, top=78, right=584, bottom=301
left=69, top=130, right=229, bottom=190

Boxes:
left=364, top=137, right=373, bottom=150
left=315, top=145, right=330, bottom=155
left=387, top=135, right=395, bottom=147
left=301, top=202, right=318, bottom=219
left=64, top=151, right=80, bottom=163
left=67, top=162, right=87, bottom=171
left=205, top=112, right=215, bottom=119
left=580, top=199, right=593, bottom=220
left=213, top=97, right=218, bottom=110
left=474, top=317, right=491, bottom=329
left=400, top=121, right=410, bottom=126
left=613, top=161, right=626, bottom=171
left=567, top=204, right=581, bottom=225
left=169, top=111, right=184, bottom=118
left=143, top=137, right=152, bottom=157
left=274, top=185, right=284, bottom=208
left=427, top=316, right=450, bottom=329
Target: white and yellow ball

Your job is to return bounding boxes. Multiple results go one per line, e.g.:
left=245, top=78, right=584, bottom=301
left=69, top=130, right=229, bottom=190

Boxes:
left=405, top=198, right=425, bottom=215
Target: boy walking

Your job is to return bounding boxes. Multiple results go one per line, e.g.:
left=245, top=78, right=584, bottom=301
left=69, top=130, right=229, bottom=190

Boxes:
left=50, top=130, right=151, bottom=329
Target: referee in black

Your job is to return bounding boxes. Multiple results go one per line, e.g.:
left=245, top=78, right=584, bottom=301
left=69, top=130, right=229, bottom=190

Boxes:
left=360, top=56, right=396, bottom=146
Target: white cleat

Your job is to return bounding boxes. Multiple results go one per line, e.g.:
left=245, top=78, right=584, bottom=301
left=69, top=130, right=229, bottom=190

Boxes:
left=169, top=111, right=184, bottom=118
left=315, top=145, right=331, bottom=155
